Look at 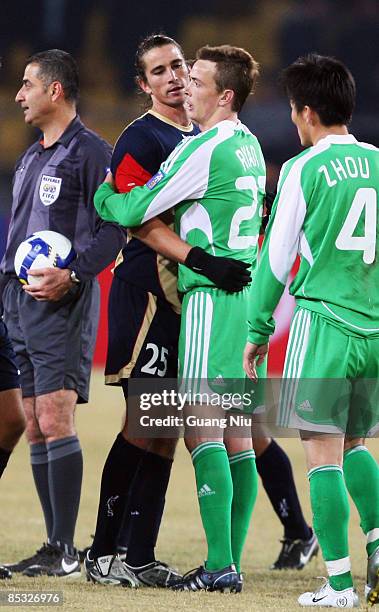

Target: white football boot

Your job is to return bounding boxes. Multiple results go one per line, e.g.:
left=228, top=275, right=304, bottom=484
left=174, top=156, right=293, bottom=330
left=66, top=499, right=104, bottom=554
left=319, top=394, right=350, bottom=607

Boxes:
left=298, top=579, right=359, bottom=607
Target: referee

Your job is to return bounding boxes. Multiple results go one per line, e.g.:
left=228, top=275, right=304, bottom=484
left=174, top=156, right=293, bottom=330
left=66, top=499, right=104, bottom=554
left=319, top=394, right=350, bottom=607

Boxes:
left=1, top=49, right=126, bottom=578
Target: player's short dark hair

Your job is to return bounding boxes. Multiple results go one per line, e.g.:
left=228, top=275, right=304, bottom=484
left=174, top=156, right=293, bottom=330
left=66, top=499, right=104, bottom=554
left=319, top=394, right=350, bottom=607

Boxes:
left=27, top=49, right=79, bottom=104
left=281, top=54, right=356, bottom=126
left=195, top=45, right=259, bottom=112
left=135, top=34, right=184, bottom=82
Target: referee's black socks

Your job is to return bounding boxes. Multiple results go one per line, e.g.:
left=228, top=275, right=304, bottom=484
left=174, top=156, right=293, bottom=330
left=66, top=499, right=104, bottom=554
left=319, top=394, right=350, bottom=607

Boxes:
left=47, top=436, right=83, bottom=547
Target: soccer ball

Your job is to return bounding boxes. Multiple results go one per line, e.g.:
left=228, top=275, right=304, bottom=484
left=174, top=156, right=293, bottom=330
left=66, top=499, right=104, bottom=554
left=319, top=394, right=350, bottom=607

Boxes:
left=14, top=231, right=76, bottom=285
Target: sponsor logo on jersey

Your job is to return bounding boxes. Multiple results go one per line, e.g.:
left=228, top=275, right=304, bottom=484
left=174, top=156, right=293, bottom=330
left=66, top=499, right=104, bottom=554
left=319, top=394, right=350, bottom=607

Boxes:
left=146, top=170, right=165, bottom=190
left=39, top=175, right=62, bottom=206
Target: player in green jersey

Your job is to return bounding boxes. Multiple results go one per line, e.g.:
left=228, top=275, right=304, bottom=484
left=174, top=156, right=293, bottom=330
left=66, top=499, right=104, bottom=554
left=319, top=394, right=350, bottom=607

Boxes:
left=243, top=54, right=379, bottom=608
left=95, top=44, right=265, bottom=593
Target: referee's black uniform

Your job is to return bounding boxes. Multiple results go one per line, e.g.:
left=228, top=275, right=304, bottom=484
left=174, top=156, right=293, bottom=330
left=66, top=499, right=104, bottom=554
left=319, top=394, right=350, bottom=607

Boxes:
left=1, top=115, right=127, bottom=402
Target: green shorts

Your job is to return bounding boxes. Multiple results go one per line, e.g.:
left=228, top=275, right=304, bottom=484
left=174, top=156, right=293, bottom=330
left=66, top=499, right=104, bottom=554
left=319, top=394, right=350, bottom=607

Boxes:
left=179, top=286, right=266, bottom=412
left=279, top=307, right=379, bottom=436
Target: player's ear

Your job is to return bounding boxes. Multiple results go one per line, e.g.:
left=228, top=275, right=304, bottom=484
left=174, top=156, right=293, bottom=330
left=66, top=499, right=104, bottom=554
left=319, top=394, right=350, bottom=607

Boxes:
left=219, top=89, right=234, bottom=107
left=310, top=108, right=321, bottom=126
left=138, top=77, right=152, bottom=96
left=49, top=80, right=64, bottom=102
left=303, top=106, right=318, bottom=126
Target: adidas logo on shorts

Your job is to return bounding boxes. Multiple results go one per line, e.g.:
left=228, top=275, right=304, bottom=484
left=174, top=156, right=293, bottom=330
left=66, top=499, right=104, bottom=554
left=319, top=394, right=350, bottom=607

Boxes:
left=211, top=374, right=227, bottom=387
left=299, top=399, right=313, bottom=412
left=198, top=484, right=216, bottom=498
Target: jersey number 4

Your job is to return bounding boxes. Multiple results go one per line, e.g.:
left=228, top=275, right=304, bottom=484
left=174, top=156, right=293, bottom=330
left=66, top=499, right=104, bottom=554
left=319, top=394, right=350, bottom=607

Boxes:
left=335, top=187, right=377, bottom=264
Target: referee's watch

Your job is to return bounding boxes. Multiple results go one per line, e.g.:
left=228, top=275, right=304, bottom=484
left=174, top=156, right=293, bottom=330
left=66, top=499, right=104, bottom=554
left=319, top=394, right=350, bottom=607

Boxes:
left=70, top=270, right=80, bottom=284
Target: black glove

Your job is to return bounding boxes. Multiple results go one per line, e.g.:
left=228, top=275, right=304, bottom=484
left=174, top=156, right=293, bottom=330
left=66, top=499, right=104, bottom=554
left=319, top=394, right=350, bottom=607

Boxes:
left=184, top=246, right=251, bottom=292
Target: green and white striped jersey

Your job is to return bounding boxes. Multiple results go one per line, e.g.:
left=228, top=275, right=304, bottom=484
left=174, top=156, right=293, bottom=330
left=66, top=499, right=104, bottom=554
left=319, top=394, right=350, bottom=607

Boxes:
left=248, top=134, right=379, bottom=344
left=95, top=119, right=266, bottom=292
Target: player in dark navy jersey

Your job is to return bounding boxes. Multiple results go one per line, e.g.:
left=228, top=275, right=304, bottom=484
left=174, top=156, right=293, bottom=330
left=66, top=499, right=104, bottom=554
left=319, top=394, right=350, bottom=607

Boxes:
left=104, top=111, right=198, bottom=385
left=108, top=110, right=198, bottom=311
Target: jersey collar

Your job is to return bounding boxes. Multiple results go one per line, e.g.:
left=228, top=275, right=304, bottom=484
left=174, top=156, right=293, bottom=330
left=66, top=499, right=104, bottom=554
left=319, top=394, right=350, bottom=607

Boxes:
left=56, top=115, right=85, bottom=147
left=148, top=109, right=194, bottom=132
left=219, top=119, right=241, bottom=128
left=317, top=134, right=357, bottom=146
left=39, top=115, right=84, bottom=149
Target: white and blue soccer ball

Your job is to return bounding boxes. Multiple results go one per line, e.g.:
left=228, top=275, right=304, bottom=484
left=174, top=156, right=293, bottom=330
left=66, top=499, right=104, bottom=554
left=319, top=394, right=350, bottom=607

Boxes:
left=14, top=230, right=76, bottom=285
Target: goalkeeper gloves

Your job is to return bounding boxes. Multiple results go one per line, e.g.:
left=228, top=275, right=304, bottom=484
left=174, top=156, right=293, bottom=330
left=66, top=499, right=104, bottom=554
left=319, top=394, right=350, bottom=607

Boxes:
left=184, top=246, right=251, bottom=292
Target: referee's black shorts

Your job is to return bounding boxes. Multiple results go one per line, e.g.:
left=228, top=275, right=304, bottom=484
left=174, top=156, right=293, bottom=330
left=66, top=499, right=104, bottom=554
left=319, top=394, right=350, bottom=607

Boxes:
left=105, top=276, right=180, bottom=388
left=3, top=278, right=99, bottom=403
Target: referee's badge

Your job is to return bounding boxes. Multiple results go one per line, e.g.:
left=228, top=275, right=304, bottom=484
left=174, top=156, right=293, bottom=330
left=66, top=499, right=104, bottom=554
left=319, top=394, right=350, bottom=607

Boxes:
left=39, top=174, right=62, bottom=206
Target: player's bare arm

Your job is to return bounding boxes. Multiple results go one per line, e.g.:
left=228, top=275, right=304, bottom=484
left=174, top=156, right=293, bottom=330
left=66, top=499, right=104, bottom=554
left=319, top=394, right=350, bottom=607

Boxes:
left=133, top=217, right=191, bottom=263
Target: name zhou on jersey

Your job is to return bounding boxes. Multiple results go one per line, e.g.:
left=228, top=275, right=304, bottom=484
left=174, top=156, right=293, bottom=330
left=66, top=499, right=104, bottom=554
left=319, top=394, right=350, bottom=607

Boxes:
left=318, top=156, right=370, bottom=187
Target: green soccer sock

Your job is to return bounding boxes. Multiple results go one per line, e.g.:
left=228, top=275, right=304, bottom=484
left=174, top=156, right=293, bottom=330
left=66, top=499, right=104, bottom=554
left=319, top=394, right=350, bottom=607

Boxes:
left=191, top=442, right=233, bottom=571
left=229, top=450, right=258, bottom=573
left=309, top=465, right=353, bottom=591
left=343, top=445, right=379, bottom=557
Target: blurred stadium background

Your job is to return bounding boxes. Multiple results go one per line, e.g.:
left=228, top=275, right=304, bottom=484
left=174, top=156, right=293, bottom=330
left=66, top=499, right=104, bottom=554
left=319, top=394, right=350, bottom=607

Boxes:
left=1, top=3, right=378, bottom=608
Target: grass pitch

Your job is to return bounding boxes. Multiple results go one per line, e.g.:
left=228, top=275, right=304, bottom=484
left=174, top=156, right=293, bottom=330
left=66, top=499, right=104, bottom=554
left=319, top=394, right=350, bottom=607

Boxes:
left=1, top=369, right=377, bottom=611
